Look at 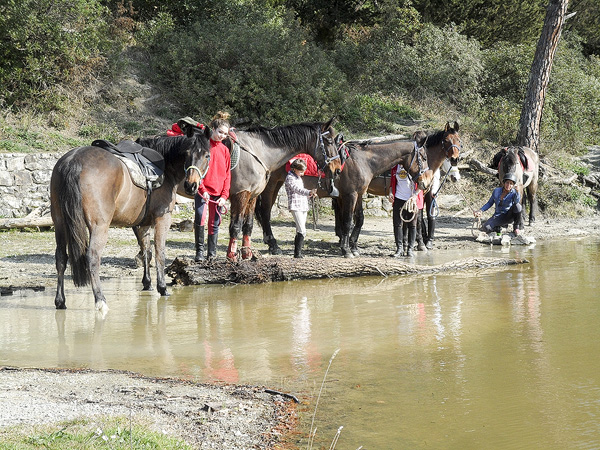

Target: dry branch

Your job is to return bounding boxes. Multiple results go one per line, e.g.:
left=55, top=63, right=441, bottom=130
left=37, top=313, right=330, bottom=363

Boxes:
left=167, top=256, right=529, bottom=285
left=0, top=216, right=54, bottom=230
left=467, top=158, right=497, bottom=176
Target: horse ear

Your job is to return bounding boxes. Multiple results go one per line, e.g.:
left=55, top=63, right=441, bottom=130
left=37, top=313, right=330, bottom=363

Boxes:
left=204, top=125, right=212, bottom=140
left=323, top=116, right=337, bottom=130
left=444, top=121, right=450, bottom=132
left=453, top=121, right=459, bottom=132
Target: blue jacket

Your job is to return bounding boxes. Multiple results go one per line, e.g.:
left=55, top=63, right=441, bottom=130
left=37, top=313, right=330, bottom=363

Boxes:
left=481, top=187, right=522, bottom=218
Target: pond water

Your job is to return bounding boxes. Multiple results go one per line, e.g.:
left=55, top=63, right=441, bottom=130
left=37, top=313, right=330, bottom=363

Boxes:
left=1, top=238, right=599, bottom=449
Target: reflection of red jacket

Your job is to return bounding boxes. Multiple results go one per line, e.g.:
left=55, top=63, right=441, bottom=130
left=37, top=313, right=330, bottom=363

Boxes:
left=286, top=154, right=321, bottom=177
left=198, top=139, right=231, bottom=199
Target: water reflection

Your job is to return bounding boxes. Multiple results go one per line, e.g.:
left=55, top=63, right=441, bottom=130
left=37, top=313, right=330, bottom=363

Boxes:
left=1, top=240, right=600, bottom=449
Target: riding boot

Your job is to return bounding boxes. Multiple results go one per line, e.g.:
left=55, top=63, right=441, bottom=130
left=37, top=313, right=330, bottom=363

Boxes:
left=294, top=233, right=305, bottom=258
left=406, top=227, right=416, bottom=257
left=194, top=224, right=205, bottom=262
left=206, top=232, right=218, bottom=260
left=426, top=217, right=436, bottom=250
left=392, top=226, right=403, bottom=257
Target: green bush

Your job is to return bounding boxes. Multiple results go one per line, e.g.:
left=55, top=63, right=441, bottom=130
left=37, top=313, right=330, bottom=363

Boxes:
left=136, top=5, right=348, bottom=125
left=338, top=23, right=483, bottom=108
left=0, top=0, right=124, bottom=112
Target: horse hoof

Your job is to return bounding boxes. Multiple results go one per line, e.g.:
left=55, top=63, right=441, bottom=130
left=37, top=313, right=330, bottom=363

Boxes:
left=55, top=302, right=67, bottom=310
left=227, top=253, right=237, bottom=262
left=158, top=287, right=170, bottom=297
left=95, top=300, right=109, bottom=313
left=270, top=246, right=282, bottom=255
left=351, top=249, right=360, bottom=257
left=241, top=249, right=253, bottom=260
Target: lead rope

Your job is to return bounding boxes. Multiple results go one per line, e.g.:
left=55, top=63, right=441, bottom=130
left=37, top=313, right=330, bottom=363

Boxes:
left=400, top=194, right=419, bottom=223
left=453, top=182, right=481, bottom=236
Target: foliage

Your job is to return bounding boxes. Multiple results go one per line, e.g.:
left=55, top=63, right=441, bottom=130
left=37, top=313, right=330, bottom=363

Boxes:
left=541, top=34, right=600, bottom=152
left=411, top=0, right=547, bottom=47
left=136, top=4, right=347, bottom=125
left=338, top=23, right=483, bottom=108
left=0, top=0, right=126, bottom=113
left=340, top=94, right=421, bottom=134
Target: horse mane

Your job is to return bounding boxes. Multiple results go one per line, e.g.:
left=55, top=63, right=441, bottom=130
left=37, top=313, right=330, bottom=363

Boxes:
left=243, top=122, right=322, bottom=151
left=423, top=130, right=444, bottom=148
left=136, top=135, right=189, bottom=160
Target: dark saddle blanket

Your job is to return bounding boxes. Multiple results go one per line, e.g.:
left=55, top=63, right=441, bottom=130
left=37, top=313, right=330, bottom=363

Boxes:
left=92, top=139, right=165, bottom=190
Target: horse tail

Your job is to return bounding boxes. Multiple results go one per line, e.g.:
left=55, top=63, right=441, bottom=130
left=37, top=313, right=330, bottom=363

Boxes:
left=56, top=158, right=91, bottom=286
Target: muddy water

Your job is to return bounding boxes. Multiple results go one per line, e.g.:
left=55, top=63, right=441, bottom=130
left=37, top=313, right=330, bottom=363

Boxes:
left=1, top=239, right=600, bottom=449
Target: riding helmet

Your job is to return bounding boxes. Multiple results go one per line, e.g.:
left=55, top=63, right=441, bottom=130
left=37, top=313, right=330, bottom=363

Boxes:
left=502, top=173, right=517, bottom=184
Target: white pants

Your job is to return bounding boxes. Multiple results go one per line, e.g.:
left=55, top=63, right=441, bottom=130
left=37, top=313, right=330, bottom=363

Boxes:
left=291, top=210, right=308, bottom=236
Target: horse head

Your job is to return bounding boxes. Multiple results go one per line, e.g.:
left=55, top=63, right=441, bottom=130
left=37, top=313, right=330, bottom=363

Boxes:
left=316, top=117, right=344, bottom=197
left=442, top=121, right=461, bottom=166
left=406, top=143, right=434, bottom=192
left=179, top=120, right=212, bottom=196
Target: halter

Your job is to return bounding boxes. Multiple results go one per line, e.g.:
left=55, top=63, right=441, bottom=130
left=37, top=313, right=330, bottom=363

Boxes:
left=315, top=129, right=342, bottom=194
left=406, top=142, right=429, bottom=183
left=185, top=163, right=209, bottom=180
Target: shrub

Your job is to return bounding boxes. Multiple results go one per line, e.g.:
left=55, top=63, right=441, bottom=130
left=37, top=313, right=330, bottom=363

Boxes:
left=136, top=6, right=347, bottom=125
left=0, top=0, right=124, bottom=112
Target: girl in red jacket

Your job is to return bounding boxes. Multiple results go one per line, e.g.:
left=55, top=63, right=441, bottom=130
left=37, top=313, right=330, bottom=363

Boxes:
left=194, top=111, right=232, bottom=261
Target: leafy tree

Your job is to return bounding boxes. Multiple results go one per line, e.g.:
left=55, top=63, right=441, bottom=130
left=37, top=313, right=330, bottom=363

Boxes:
left=412, top=0, right=547, bottom=47
left=136, top=5, right=347, bottom=124
left=0, top=0, right=121, bottom=111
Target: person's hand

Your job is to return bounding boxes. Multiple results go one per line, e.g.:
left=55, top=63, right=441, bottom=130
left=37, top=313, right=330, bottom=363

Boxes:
left=389, top=193, right=394, bottom=202
left=202, top=192, right=210, bottom=201
left=309, top=189, right=317, bottom=198
left=217, top=197, right=226, bottom=207
left=514, top=228, right=521, bottom=236
left=474, top=210, right=482, bottom=217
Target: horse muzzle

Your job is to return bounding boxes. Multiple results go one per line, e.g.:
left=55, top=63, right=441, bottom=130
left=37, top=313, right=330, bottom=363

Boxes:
left=183, top=181, right=198, bottom=196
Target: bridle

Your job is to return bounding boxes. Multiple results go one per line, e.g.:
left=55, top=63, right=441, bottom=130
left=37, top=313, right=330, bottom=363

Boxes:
left=406, top=142, right=429, bottom=186
left=315, top=129, right=342, bottom=194
left=184, top=146, right=210, bottom=180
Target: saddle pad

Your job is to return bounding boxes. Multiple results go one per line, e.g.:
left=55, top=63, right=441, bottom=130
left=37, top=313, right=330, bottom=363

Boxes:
left=92, top=139, right=165, bottom=190
left=230, top=141, right=240, bottom=170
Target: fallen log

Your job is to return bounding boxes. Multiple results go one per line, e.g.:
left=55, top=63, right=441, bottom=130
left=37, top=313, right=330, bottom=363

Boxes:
left=0, top=216, right=54, bottom=230
left=167, top=255, right=529, bottom=285
left=467, top=157, right=498, bottom=176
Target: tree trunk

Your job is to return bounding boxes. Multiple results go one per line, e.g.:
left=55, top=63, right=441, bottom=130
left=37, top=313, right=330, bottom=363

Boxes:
left=516, top=0, right=569, bottom=151
left=167, top=256, right=528, bottom=285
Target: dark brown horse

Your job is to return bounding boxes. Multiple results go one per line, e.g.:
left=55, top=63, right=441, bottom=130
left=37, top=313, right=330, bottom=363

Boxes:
left=366, top=123, right=462, bottom=249
left=224, top=119, right=343, bottom=260
left=255, top=125, right=461, bottom=257
left=496, top=146, right=539, bottom=227
left=51, top=121, right=211, bottom=311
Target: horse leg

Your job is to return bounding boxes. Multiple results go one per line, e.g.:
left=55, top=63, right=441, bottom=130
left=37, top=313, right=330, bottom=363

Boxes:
left=339, top=194, right=357, bottom=258
left=153, top=216, right=171, bottom=296
left=228, top=192, right=248, bottom=261
left=349, top=202, right=364, bottom=256
left=133, top=225, right=152, bottom=291
left=88, top=224, right=109, bottom=311
left=332, top=198, right=342, bottom=241
left=528, top=184, right=538, bottom=225
left=257, top=183, right=283, bottom=255
left=54, top=221, right=68, bottom=309
left=241, top=197, right=257, bottom=260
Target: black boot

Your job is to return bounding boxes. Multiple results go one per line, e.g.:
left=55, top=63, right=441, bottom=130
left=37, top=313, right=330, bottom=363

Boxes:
left=194, top=224, right=205, bottom=262
left=206, top=232, right=218, bottom=260
left=406, top=227, right=416, bottom=257
left=426, top=217, right=436, bottom=250
left=294, top=233, right=305, bottom=258
left=392, top=226, right=403, bottom=257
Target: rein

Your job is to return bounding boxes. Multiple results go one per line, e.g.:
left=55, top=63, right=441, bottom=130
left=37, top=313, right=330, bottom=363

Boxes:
left=185, top=164, right=209, bottom=180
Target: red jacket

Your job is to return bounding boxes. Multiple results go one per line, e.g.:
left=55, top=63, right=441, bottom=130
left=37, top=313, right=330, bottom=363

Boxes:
left=198, top=139, right=231, bottom=199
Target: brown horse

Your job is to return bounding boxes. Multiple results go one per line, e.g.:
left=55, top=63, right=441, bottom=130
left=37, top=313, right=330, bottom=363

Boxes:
left=50, top=121, right=211, bottom=311
left=366, top=122, right=462, bottom=249
left=255, top=125, right=460, bottom=257
left=224, top=119, right=343, bottom=260
left=496, top=146, right=539, bottom=227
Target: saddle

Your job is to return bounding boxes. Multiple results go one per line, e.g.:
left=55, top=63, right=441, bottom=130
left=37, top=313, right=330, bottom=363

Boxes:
left=91, top=139, right=165, bottom=190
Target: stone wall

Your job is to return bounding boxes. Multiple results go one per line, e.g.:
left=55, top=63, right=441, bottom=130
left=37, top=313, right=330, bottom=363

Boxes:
left=0, top=151, right=401, bottom=219
left=0, top=153, right=60, bottom=218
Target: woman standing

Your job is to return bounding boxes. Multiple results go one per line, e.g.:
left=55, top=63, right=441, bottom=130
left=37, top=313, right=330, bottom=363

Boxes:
left=389, top=165, right=420, bottom=258
left=194, top=111, right=232, bottom=261
left=285, top=158, right=317, bottom=258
